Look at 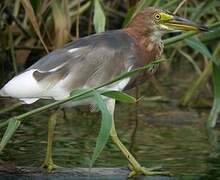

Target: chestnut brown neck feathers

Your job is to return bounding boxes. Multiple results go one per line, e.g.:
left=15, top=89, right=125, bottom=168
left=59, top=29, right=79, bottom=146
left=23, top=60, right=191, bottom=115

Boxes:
left=123, top=8, right=164, bottom=63
left=126, top=10, right=156, bottom=36
left=122, top=8, right=164, bottom=89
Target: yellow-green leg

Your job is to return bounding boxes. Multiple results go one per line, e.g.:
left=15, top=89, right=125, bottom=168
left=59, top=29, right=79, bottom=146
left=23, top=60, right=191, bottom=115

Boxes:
left=107, top=99, right=171, bottom=177
left=41, top=112, right=58, bottom=172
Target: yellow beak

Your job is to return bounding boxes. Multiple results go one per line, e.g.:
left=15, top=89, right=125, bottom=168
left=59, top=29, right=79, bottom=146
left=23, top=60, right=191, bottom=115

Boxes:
left=164, top=16, right=209, bottom=32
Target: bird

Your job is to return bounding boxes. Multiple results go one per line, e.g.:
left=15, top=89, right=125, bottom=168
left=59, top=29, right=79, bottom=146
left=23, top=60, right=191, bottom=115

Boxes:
left=0, top=7, right=208, bottom=177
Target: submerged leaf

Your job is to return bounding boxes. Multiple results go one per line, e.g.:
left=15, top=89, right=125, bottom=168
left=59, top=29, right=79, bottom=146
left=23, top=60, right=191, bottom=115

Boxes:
left=93, top=0, right=106, bottom=33
left=90, top=90, right=112, bottom=167
left=0, top=118, right=20, bottom=151
left=102, top=91, right=136, bottom=103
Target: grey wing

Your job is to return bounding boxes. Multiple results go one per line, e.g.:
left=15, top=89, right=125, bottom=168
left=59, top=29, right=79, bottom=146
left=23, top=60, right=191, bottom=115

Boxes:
left=28, top=31, right=136, bottom=99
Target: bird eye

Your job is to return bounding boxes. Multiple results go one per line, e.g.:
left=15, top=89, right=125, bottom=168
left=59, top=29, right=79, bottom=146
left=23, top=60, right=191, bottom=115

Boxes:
left=154, top=13, right=161, bottom=20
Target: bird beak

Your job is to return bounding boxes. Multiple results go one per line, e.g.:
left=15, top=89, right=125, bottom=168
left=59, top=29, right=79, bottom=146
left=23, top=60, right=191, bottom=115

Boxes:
left=164, top=16, right=209, bottom=32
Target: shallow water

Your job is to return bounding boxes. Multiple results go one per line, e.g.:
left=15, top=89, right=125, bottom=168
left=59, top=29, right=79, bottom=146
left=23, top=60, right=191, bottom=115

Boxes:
left=0, top=99, right=220, bottom=179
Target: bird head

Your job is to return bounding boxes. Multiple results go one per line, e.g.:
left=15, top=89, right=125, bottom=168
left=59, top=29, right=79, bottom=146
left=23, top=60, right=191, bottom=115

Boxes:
left=128, top=7, right=208, bottom=36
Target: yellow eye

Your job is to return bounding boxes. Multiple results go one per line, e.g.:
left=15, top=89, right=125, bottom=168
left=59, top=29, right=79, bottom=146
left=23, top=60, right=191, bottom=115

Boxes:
left=154, top=13, right=161, bottom=20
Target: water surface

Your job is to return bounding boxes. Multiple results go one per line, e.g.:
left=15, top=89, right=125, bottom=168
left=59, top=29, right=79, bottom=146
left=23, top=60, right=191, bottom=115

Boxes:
left=0, top=99, right=220, bottom=179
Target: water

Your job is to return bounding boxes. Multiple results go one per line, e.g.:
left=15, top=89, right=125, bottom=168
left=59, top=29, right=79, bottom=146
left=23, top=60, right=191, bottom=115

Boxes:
left=0, top=99, right=220, bottom=179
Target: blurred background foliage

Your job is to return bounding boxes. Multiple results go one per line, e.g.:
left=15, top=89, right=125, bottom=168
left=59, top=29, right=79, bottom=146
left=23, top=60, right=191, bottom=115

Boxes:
left=0, top=0, right=220, bottom=126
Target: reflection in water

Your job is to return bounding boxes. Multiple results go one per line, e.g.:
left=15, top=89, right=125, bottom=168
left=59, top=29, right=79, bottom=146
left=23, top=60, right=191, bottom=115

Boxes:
left=0, top=100, right=220, bottom=178
left=204, top=128, right=220, bottom=179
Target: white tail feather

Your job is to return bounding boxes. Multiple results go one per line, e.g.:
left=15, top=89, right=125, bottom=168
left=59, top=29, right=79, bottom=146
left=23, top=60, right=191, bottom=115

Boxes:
left=0, top=88, right=7, bottom=97
left=20, top=98, right=39, bottom=104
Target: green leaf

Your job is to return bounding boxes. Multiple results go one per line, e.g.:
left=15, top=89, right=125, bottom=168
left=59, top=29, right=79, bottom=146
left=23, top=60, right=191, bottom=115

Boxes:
left=0, top=118, right=20, bottom=151
left=90, top=90, right=112, bottom=167
left=93, top=0, right=106, bottom=33
left=71, top=89, right=136, bottom=103
left=185, top=37, right=218, bottom=65
left=201, top=26, right=220, bottom=43
left=190, top=0, right=215, bottom=21
left=207, top=63, right=220, bottom=128
left=122, top=6, right=136, bottom=27
left=70, top=89, right=93, bottom=100
left=185, top=37, right=212, bottom=58
left=102, top=91, right=136, bottom=103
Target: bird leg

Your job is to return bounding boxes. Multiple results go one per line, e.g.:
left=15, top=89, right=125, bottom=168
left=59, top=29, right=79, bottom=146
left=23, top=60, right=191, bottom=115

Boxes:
left=41, top=111, right=58, bottom=172
left=106, top=99, right=170, bottom=177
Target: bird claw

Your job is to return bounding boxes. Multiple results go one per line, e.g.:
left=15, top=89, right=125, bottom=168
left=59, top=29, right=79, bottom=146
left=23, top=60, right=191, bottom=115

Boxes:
left=41, top=160, right=58, bottom=172
left=128, top=164, right=172, bottom=177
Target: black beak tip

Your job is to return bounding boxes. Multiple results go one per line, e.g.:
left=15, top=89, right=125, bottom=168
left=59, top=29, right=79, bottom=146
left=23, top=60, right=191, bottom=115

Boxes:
left=199, top=25, right=209, bottom=32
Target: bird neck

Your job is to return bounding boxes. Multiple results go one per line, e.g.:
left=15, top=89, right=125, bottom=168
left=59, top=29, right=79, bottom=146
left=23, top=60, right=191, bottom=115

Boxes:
left=123, top=27, right=163, bottom=59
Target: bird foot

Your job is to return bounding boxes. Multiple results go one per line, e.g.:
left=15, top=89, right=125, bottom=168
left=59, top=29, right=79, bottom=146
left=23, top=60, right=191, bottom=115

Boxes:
left=41, top=160, right=58, bottom=172
left=128, top=164, right=172, bottom=177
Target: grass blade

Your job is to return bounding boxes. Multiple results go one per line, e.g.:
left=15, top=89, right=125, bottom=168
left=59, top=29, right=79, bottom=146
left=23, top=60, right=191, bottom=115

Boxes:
left=181, top=62, right=212, bottom=106
left=207, top=63, right=220, bottom=128
left=201, top=26, right=220, bottom=43
left=181, top=36, right=216, bottom=106
left=102, top=91, right=136, bottom=103
left=52, top=0, right=69, bottom=48
left=185, top=37, right=214, bottom=61
left=71, top=89, right=136, bottom=103
left=20, top=0, right=49, bottom=53
left=0, top=118, right=20, bottom=151
left=93, top=0, right=106, bottom=33
left=70, top=89, right=93, bottom=100
left=90, top=90, right=112, bottom=167
left=191, top=0, right=215, bottom=21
